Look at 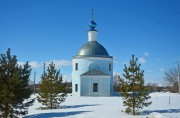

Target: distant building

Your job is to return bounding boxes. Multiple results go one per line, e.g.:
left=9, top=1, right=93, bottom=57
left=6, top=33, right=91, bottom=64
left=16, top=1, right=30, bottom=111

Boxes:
left=72, top=17, right=113, bottom=96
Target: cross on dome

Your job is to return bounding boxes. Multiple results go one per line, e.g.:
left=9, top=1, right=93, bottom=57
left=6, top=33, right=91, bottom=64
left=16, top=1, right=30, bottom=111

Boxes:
left=91, top=8, right=95, bottom=20
left=89, top=8, right=97, bottom=31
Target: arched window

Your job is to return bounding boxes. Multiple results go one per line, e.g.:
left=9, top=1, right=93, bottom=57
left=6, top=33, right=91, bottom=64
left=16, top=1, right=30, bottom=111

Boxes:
left=75, top=84, right=78, bottom=92
left=109, top=63, right=111, bottom=71
left=75, top=63, right=78, bottom=71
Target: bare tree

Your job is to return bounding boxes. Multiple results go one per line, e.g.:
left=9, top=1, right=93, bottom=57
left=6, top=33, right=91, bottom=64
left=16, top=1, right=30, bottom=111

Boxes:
left=163, top=67, right=178, bottom=92
left=146, top=82, right=158, bottom=93
left=113, top=74, right=120, bottom=93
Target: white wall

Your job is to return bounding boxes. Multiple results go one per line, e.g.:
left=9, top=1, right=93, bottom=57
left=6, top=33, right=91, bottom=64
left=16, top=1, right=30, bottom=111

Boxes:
left=81, top=76, right=111, bottom=96
left=72, top=57, right=113, bottom=96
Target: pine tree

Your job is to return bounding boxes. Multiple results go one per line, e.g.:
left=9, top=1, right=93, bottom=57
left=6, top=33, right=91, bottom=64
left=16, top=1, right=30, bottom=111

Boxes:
left=0, top=48, right=34, bottom=118
left=119, top=55, right=151, bottom=115
left=37, top=62, right=67, bottom=109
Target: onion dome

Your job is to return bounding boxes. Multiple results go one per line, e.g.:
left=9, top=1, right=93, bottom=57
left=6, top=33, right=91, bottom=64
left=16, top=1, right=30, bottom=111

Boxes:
left=89, top=20, right=97, bottom=31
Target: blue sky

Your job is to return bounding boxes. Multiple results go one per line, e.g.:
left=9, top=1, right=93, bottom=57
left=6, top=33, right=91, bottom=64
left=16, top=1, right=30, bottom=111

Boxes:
left=0, top=0, right=180, bottom=85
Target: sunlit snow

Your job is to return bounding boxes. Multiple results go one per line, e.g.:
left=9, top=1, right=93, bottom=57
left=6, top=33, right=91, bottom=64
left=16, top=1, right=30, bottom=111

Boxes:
left=24, top=92, right=180, bottom=118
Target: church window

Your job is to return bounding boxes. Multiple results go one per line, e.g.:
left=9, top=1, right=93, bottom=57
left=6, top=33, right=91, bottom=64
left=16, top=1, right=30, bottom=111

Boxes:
left=75, top=84, right=78, bottom=92
left=75, top=63, right=78, bottom=70
left=93, top=83, right=98, bottom=92
left=109, top=63, right=111, bottom=71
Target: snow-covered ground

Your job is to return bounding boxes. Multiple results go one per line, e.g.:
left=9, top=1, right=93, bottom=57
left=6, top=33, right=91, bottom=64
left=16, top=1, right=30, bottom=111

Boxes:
left=24, top=92, right=180, bottom=118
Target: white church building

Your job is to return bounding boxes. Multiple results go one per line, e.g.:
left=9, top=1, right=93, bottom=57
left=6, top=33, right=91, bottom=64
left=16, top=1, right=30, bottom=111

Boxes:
left=72, top=17, right=113, bottom=96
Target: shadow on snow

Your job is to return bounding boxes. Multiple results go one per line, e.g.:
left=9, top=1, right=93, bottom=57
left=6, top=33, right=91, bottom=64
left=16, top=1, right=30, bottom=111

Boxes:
left=24, top=104, right=100, bottom=118
left=60, top=104, right=101, bottom=109
left=24, top=111, right=92, bottom=118
left=142, top=109, right=180, bottom=115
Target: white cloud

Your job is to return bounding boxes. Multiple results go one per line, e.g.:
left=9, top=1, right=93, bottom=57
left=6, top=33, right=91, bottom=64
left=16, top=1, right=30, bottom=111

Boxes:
left=138, top=57, right=146, bottom=64
left=144, top=52, right=150, bottom=57
left=113, top=71, right=121, bottom=76
left=18, top=61, right=41, bottom=68
left=18, top=61, right=25, bottom=66
left=159, top=67, right=165, bottom=72
left=45, top=60, right=72, bottom=68
left=63, top=74, right=72, bottom=82
left=113, top=57, right=118, bottom=64
left=18, top=61, right=40, bottom=68
left=18, top=60, right=71, bottom=69
left=29, top=61, right=41, bottom=68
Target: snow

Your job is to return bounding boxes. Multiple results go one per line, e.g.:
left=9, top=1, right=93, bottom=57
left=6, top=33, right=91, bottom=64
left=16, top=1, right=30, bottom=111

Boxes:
left=24, top=92, right=180, bottom=118
left=149, top=112, right=167, bottom=118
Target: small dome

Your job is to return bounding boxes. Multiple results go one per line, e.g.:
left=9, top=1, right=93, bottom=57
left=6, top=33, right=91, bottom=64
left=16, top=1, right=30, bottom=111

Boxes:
left=76, top=41, right=110, bottom=57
